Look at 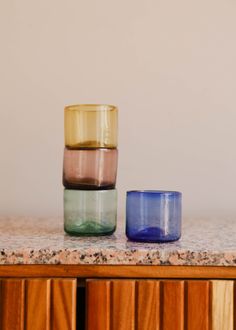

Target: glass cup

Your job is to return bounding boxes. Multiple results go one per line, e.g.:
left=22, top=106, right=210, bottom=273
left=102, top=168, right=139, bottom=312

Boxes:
left=63, top=148, right=118, bottom=190
left=126, top=190, right=182, bottom=243
left=64, top=104, right=118, bottom=149
left=64, top=189, right=117, bottom=236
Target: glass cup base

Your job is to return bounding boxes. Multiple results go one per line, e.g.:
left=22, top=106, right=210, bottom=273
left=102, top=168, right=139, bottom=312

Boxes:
left=64, top=222, right=116, bottom=236
left=63, top=179, right=115, bottom=190
left=126, top=226, right=181, bottom=243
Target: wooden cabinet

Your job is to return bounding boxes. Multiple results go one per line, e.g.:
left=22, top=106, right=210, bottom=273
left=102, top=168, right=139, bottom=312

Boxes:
left=0, top=266, right=235, bottom=330
left=0, top=279, right=77, bottom=330
left=86, top=279, right=235, bottom=330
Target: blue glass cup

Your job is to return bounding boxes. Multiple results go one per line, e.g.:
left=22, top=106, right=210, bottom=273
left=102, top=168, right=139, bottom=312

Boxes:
left=126, top=190, right=182, bottom=243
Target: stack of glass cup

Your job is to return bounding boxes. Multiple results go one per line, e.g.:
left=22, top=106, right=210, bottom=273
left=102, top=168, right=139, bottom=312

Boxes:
left=63, top=105, right=118, bottom=236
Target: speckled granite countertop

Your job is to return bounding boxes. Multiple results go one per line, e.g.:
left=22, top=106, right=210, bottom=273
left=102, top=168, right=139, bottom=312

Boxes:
left=0, top=217, right=235, bottom=266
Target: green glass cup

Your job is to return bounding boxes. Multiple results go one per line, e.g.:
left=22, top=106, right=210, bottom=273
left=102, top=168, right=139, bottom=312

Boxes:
left=64, top=189, right=117, bottom=236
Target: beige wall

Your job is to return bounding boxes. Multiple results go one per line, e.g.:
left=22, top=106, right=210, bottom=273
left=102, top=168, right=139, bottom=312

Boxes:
left=0, top=0, right=236, bottom=218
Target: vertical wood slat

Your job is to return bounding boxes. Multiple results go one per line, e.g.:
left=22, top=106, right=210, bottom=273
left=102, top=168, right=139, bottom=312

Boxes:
left=25, top=279, right=51, bottom=330
left=86, top=280, right=110, bottom=330
left=0, top=279, right=25, bottom=330
left=162, top=281, right=185, bottom=330
left=211, top=280, right=234, bottom=330
left=187, top=281, right=210, bottom=330
left=136, top=280, right=160, bottom=330
left=51, top=279, right=77, bottom=330
left=86, top=280, right=136, bottom=330
left=111, top=281, right=135, bottom=330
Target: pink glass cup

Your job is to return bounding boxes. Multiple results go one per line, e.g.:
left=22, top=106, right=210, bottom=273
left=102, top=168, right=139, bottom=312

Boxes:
left=63, top=148, right=118, bottom=190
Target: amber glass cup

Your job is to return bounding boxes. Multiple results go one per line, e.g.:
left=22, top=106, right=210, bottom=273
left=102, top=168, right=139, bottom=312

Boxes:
left=64, top=104, right=118, bottom=149
left=63, top=148, right=118, bottom=190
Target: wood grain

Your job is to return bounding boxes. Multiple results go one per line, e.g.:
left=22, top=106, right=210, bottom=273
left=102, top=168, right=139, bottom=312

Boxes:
left=111, top=280, right=135, bottom=330
left=162, top=280, right=185, bottom=330
left=86, top=280, right=111, bottom=330
left=0, top=265, right=235, bottom=278
left=25, top=279, right=51, bottom=330
left=0, top=279, right=25, bottom=330
left=211, top=280, right=234, bottom=330
left=187, top=281, right=210, bottom=330
left=51, top=279, right=77, bottom=330
left=136, top=280, right=160, bottom=330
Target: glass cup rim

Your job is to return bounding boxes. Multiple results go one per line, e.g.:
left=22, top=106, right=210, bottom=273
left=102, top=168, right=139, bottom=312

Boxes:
left=64, top=104, right=117, bottom=112
left=127, top=190, right=182, bottom=197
